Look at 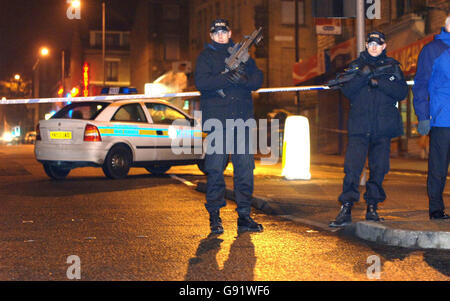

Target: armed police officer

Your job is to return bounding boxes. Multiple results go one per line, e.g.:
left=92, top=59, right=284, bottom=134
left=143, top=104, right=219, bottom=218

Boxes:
left=329, top=31, right=408, bottom=227
left=194, top=19, right=264, bottom=234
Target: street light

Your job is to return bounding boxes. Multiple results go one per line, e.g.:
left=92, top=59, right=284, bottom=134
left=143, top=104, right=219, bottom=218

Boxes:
left=70, top=0, right=80, bottom=8
left=67, top=0, right=81, bottom=19
left=40, top=47, right=49, bottom=57
left=33, top=46, right=50, bottom=97
left=13, top=74, right=22, bottom=96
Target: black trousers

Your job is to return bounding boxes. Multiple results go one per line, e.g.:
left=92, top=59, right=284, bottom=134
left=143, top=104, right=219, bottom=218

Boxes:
left=427, top=127, right=450, bottom=214
left=338, top=134, right=391, bottom=206
left=204, top=127, right=255, bottom=217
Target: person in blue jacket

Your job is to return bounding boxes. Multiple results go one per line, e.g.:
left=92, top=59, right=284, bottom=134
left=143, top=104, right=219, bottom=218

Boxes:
left=194, top=19, right=264, bottom=234
left=330, top=31, right=408, bottom=227
left=413, top=15, right=450, bottom=220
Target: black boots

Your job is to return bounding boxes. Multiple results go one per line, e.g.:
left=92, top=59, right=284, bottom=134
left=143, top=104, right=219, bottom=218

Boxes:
left=430, top=211, right=450, bottom=220
left=209, top=210, right=224, bottom=234
left=238, top=215, right=263, bottom=233
left=330, top=203, right=384, bottom=227
left=209, top=211, right=263, bottom=234
left=366, top=204, right=383, bottom=222
left=329, top=202, right=352, bottom=227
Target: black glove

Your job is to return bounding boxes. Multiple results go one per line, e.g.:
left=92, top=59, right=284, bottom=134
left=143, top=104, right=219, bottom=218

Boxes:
left=360, top=64, right=375, bottom=78
left=224, top=64, right=248, bottom=85
left=369, top=78, right=378, bottom=88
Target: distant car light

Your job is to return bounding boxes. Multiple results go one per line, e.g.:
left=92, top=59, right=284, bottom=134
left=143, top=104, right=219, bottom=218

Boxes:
left=2, top=132, right=13, bottom=142
left=71, top=87, right=80, bottom=97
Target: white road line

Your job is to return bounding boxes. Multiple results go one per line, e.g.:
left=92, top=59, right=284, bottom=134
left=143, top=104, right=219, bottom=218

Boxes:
left=169, top=174, right=196, bottom=187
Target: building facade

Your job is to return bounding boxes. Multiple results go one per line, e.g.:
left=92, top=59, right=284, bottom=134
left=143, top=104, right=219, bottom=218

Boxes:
left=83, top=29, right=132, bottom=96
left=130, top=0, right=190, bottom=93
left=126, top=0, right=448, bottom=157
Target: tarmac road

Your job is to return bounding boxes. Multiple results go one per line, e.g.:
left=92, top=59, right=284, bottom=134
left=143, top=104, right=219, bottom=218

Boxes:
left=0, top=145, right=449, bottom=281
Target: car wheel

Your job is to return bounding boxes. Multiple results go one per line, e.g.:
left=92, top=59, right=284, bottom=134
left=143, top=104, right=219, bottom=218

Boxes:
left=102, top=145, right=132, bottom=179
left=43, top=163, right=70, bottom=180
left=197, top=160, right=207, bottom=175
left=145, top=165, right=171, bottom=175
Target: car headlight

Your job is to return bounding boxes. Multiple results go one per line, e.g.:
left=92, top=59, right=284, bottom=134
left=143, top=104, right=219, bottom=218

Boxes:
left=2, top=132, right=13, bottom=142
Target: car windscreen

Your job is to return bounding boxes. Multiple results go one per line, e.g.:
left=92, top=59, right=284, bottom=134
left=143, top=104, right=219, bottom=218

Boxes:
left=51, top=102, right=111, bottom=120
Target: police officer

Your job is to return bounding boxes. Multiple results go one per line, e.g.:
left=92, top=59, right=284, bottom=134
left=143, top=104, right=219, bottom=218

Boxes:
left=329, top=31, right=408, bottom=227
left=413, top=15, right=450, bottom=220
left=194, top=19, right=264, bottom=234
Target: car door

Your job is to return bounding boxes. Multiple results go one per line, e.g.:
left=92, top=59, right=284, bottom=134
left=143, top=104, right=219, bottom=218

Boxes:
left=144, top=102, right=201, bottom=161
left=107, top=103, right=157, bottom=162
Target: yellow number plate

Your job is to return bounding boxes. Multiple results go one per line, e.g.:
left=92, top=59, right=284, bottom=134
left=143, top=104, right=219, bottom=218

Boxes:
left=50, top=131, right=72, bottom=140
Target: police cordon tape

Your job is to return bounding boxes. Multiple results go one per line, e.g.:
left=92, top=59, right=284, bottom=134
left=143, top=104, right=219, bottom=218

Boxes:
left=0, top=81, right=415, bottom=105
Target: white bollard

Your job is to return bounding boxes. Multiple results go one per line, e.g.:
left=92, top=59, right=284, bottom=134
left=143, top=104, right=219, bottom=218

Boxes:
left=281, top=116, right=311, bottom=180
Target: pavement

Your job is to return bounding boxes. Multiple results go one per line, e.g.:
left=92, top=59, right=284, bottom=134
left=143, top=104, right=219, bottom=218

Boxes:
left=195, top=154, right=450, bottom=250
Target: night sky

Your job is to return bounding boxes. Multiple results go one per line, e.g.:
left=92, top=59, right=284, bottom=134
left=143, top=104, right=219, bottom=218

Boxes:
left=0, top=0, right=137, bottom=81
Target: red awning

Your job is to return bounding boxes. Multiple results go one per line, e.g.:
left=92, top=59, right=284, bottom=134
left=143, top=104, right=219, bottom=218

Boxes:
left=293, top=33, right=436, bottom=84
left=293, top=52, right=325, bottom=85
left=387, top=34, right=434, bottom=76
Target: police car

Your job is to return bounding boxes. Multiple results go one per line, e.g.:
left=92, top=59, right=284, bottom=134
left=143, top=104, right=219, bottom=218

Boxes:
left=35, top=98, right=205, bottom=180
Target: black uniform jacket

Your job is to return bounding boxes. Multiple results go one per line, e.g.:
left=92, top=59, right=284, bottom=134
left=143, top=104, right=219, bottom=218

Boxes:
left=194, top=40, right=263, bottom=128
left=341, top=50, right=408, bottom=138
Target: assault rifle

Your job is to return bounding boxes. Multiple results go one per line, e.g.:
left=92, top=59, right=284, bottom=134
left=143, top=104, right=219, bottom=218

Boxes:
left=225, top=27, right=263, bottom=71
left=326, top=63, right=396, bottom=89
left=326, top=66, right=360, bottom=89
left=217, top=27, right=263, bottom=97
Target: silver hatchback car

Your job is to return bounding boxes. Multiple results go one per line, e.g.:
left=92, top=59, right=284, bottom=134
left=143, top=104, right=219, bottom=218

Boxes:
left=35, top=99, right=205, bottom=180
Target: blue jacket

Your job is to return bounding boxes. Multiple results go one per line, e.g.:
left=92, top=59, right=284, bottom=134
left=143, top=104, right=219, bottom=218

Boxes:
left=194, top=40, right=263, bottom=128
left=413, top=28, right=450, bottom=127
